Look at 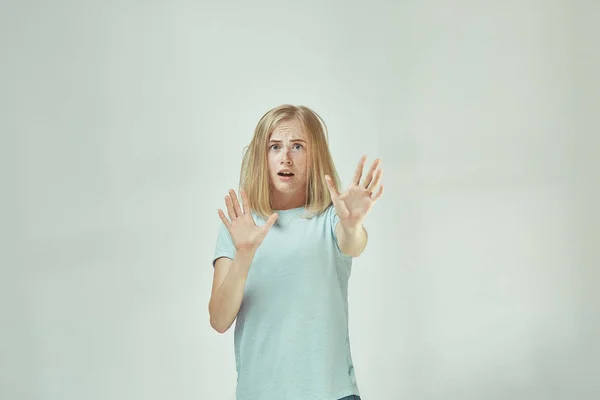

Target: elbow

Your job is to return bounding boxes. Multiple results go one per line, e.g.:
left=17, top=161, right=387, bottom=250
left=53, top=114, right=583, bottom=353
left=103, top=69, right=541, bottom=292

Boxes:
left=211, top=320, right=229, bottom=334
left=339, top=244, right=364, bottom=258
left=208, top=305, right=232, bottom=334
left=347, top=250, right=362, bottom=258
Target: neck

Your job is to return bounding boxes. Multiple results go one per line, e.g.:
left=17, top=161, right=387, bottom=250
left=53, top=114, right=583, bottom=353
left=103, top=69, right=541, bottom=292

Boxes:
left=271, top=192, right=306, bottom=210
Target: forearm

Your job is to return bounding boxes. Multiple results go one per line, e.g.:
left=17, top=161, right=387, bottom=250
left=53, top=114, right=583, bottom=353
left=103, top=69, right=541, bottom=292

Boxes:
left=336, top=223, right=368, bottom=257
left=209, top=251, right=255, bottom=333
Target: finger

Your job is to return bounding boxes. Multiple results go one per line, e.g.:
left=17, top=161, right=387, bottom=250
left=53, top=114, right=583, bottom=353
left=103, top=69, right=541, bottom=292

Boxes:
left=325, top=175, right=340, bottom=199
left=229, top=189, right=243, bottom=217
left=362, top=159, right=381, bottom=188
left=225, top=194, right=237, bottom=220
left=217, top=209, right=231, bottom=229
left=372, top=184, right=384, bottom=202
left=367, top=168, right=383, bottom=191
left=240, top=189, right=250, bottom=215
left=259, top=213, right=278, bottom=239
left=263, top=212, right=279, bottom=231
left=352, top=155, right=367, bottom=185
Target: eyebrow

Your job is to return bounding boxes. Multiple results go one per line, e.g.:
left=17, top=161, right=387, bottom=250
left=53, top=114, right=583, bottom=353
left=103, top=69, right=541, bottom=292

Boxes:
left=269, top=139, right=306, bottom=143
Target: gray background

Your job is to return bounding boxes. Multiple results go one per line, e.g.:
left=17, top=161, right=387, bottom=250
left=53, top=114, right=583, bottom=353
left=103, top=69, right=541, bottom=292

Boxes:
left=2, top=1, right=598, bottom=399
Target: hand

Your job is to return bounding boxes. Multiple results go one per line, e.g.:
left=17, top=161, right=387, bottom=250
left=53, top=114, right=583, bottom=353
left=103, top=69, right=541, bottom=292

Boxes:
left=325, top=155, right=384, bottom=231
left=218, top=189, right=278, bottom=254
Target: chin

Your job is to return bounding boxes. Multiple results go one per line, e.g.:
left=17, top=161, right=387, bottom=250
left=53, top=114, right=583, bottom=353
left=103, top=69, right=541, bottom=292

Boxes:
left=272, top=183, right=303, bottom=194
left=273, top=185, right=297, bottom=194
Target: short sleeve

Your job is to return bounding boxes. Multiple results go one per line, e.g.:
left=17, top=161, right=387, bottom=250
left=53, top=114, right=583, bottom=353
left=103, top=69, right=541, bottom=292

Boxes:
left=212, top=221, right=236, bottom=267
left=327, top=204, right=352, bottom=259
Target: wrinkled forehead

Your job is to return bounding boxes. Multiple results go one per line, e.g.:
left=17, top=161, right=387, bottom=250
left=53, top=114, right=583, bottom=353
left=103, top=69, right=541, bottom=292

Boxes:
left=269, top=119, right=308, bottom=141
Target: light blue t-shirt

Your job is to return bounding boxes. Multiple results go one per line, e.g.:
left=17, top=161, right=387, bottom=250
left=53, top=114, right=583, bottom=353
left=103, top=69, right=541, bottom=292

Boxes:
left=212, top=204, right=360, bottom=400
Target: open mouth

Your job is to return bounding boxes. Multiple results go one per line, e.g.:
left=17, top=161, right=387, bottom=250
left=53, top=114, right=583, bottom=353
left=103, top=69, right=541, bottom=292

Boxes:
left=277, top=172, right=294, bottom=177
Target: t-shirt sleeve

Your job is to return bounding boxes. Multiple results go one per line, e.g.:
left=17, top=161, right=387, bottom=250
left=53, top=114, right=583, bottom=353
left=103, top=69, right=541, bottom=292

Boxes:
left=328, top=204, right=352, bottom=258
left=212, top=221, right=236, bottom=267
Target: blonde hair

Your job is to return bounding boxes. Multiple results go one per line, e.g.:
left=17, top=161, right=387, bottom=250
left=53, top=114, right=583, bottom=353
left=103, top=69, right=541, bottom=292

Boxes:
left=239, top=104, right=342, bottom=219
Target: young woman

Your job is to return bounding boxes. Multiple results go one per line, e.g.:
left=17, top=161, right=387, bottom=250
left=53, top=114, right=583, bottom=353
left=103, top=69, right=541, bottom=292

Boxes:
left=209, top=104, right=384, bottom=400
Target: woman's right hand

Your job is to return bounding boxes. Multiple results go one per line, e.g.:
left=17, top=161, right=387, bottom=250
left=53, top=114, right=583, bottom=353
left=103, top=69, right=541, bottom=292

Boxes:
left=218, top=189, right=278, bottom=254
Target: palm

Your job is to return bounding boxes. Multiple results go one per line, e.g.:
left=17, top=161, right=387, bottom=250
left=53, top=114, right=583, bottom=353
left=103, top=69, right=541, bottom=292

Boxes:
left=218, top=189, right=278, bottom=253
left=326, top=156, right=384, bottom=230
left=228, top=216, right=268, bottom=251
left=336, top=185, right=375, bottom=224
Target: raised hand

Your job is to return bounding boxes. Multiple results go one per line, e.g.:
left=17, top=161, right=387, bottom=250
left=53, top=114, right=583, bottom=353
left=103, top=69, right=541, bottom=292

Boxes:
left=325, top=155, right=384, bottom=231
left=218, top=189, right=278, bottom=254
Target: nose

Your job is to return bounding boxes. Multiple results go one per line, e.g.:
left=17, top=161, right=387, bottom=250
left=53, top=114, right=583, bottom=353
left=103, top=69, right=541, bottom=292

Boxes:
left=280, top=148, right=292, bottom=164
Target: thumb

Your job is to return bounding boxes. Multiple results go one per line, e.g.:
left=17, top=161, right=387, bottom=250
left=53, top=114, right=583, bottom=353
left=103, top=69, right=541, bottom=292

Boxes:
left=325, top=175, right=339, bottom=199
left=326, top=175, right=347, bottom=215
left=262, top=212, right=278, bottom=232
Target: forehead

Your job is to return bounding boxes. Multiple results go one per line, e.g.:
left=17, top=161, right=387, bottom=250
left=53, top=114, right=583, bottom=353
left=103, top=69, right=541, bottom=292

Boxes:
left=269, top=119, right=307, bottom=141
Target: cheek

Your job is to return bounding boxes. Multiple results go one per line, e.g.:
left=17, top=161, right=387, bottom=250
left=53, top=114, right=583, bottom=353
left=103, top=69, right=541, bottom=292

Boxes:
left=267, top=155, right=277, bottom=172
left=295, top=155, right=308, bottom=174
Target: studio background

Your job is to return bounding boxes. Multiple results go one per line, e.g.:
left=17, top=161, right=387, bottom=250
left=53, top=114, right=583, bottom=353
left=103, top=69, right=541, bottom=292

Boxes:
left=2, top=1, right=598, bottom=399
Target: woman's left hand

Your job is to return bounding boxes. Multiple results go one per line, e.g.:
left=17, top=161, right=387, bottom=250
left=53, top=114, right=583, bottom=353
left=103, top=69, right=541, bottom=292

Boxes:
left=325, top=155, right=384, bottom=231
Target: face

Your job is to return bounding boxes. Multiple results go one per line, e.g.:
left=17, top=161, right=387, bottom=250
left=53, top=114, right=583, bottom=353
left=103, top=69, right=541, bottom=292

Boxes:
left=267, top=119, right=309, bottom=209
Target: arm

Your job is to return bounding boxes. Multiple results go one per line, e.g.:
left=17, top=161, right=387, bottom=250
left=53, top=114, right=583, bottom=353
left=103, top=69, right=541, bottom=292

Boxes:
left=208, top=250, right=255, bottom=333
left=209, top=189, right=278, bottom=334
left=336, top=223, right=368, bottom=257
left=325, top=155, right=384, bottom=257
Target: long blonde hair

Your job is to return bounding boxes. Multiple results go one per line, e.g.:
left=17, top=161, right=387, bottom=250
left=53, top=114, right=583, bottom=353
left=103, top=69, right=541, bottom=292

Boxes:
left=239, top=104, right=342, bottom=219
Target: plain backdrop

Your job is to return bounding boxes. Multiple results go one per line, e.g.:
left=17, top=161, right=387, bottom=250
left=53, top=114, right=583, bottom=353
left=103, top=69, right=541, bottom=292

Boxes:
left=2, top=1, right=598, bottom=399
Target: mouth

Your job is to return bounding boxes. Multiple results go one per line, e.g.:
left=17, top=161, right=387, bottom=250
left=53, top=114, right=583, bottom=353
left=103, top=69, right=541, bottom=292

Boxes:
left=277, top=171, right=295, bottom=181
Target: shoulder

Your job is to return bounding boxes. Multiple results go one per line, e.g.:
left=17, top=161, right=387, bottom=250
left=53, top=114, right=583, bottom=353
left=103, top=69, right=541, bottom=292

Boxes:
left=324, top=203, right=339, bottom=225
left=308, top=204, right=340, bottom=237
left=311, top=203, right=335, bottom=219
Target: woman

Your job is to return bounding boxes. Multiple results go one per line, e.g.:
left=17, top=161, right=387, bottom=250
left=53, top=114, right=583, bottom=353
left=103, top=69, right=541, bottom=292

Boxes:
left=209, top=104, right=384, bottom=400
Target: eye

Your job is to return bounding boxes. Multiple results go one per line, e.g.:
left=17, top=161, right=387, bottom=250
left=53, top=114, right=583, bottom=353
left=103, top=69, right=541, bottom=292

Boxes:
left=293, top=143, right=303, bottom=150
left=270, top=144, right=280, bottom=150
